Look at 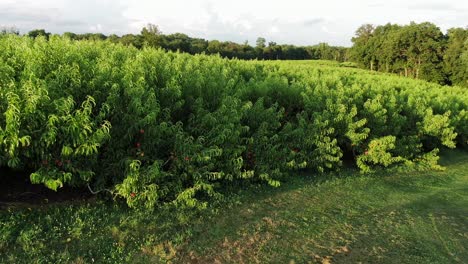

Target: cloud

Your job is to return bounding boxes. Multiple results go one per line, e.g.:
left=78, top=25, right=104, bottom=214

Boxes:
left=0, top=6, right=57, bottom=24
left=0, top=0, right=131, bottom=34
left=147, top=3, right=341, bottom=46
left=303, top=18, right=325, bottom=27
left=408, top=2, right=462, bottom=11
left=1, top=0, right=467, bottom=46
left=59, top=20, right=88, bottom=28
left=269, top=26, right=280, bottom=34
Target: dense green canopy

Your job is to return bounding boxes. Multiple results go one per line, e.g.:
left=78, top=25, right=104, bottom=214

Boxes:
left=350, top=22, right=468, bottom=87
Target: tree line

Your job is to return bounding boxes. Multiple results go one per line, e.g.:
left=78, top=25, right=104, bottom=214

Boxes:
left=350, top=22, right=468, bottom=87
left=2, top=21, right=466, bottom=87
left=16, top=24, right=349, bottom=62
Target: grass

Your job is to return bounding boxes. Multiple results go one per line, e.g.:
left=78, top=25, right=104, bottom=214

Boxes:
left=1, top=150, right=467, bottom=263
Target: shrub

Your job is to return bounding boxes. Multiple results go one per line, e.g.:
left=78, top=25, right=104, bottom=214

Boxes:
left=1, top=35, right=466, bottom=208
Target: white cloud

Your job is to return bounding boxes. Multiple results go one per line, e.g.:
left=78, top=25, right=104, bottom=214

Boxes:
left=0, top=0, right=467, bottom=46
left=269, top=26, right=280, bottom=34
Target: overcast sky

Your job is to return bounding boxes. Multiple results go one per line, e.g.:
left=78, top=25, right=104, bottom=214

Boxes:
left=0, top=0, right=467, bottom=46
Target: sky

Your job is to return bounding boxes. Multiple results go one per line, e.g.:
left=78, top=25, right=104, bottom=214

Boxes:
left=0, top=0, right=467, bottom=47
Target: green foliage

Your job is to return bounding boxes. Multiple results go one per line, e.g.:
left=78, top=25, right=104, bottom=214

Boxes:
left=0, top=35, right=466, bottom=209
left=27, top=29, right=50, bottom=40
left=1, top=150, right=467, bottom=263
left=444, top=28, right=468, bottom=86
left=57, top=25, right=348, bottom=61
left=350, top=22, right=466, bottom=86
left=357, top=136, right=404, bottom=173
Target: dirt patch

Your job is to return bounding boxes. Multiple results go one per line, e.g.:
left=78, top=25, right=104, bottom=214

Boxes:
left=0, top=167, right=92, bottom=209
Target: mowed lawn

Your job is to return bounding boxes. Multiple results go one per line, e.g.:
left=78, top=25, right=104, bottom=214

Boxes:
left=1, top=150, right=467, bottom=263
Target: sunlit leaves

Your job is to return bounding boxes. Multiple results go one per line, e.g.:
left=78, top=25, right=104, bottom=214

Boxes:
left=0, top=35, right=466, bottom=210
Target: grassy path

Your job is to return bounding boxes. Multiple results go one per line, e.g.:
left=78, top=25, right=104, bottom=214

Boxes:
left=178, top=150, right=468, bottom=263
left=1, top=150, right=467, bottom=263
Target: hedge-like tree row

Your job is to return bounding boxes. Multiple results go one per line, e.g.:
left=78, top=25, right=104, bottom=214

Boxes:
left=1, top=35, right=467, bottom=208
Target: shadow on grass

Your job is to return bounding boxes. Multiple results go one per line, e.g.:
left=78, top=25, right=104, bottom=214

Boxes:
left=1, top=150, right=467, bottom=263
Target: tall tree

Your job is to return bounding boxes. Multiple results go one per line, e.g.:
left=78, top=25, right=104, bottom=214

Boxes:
left=107, top=34, right=120, bottom=43
left=27, top=29, right=50, bottom=39
left=63, top=32, right=77, bottom=40
left=207, top=40, right=222, bottom=55
left=255, top=37, right=266, bottom=58
left=370, top=23, right=401, bottom=72
left=256, top=37, right=266, bottom=49
left=398, top=22, right=444, bottom=82
left=460, top=39, right=468, bottom=87
left=165, top=33, right=191, bottom=52
left=350, top=24, right=375, bottom=70
left=120, top=34, right=143, bottom=49
left=141, top=23, right=163, bottom=48
left=189, top=38, right=208, bottom=54
left=444, top=28, right=468, bottom=86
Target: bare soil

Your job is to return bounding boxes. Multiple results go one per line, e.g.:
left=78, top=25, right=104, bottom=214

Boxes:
left=0, top=167, right=92, bottom=209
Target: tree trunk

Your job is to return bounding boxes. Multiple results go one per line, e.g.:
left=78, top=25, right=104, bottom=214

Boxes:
left=416, top=56, right=421, bottom=79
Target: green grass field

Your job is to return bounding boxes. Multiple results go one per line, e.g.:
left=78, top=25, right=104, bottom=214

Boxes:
left=1, top=149, right=467, bottom=263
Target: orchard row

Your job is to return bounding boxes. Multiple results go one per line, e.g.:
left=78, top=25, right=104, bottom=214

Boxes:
left=0, top=35, right=466, bottom=208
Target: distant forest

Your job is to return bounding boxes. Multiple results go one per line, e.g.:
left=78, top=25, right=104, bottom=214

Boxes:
left=2, top=24, right=348, bottom=62
left=1, top=21, right=467, bottom=87
left=350, top=22, right=468, bottom=87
